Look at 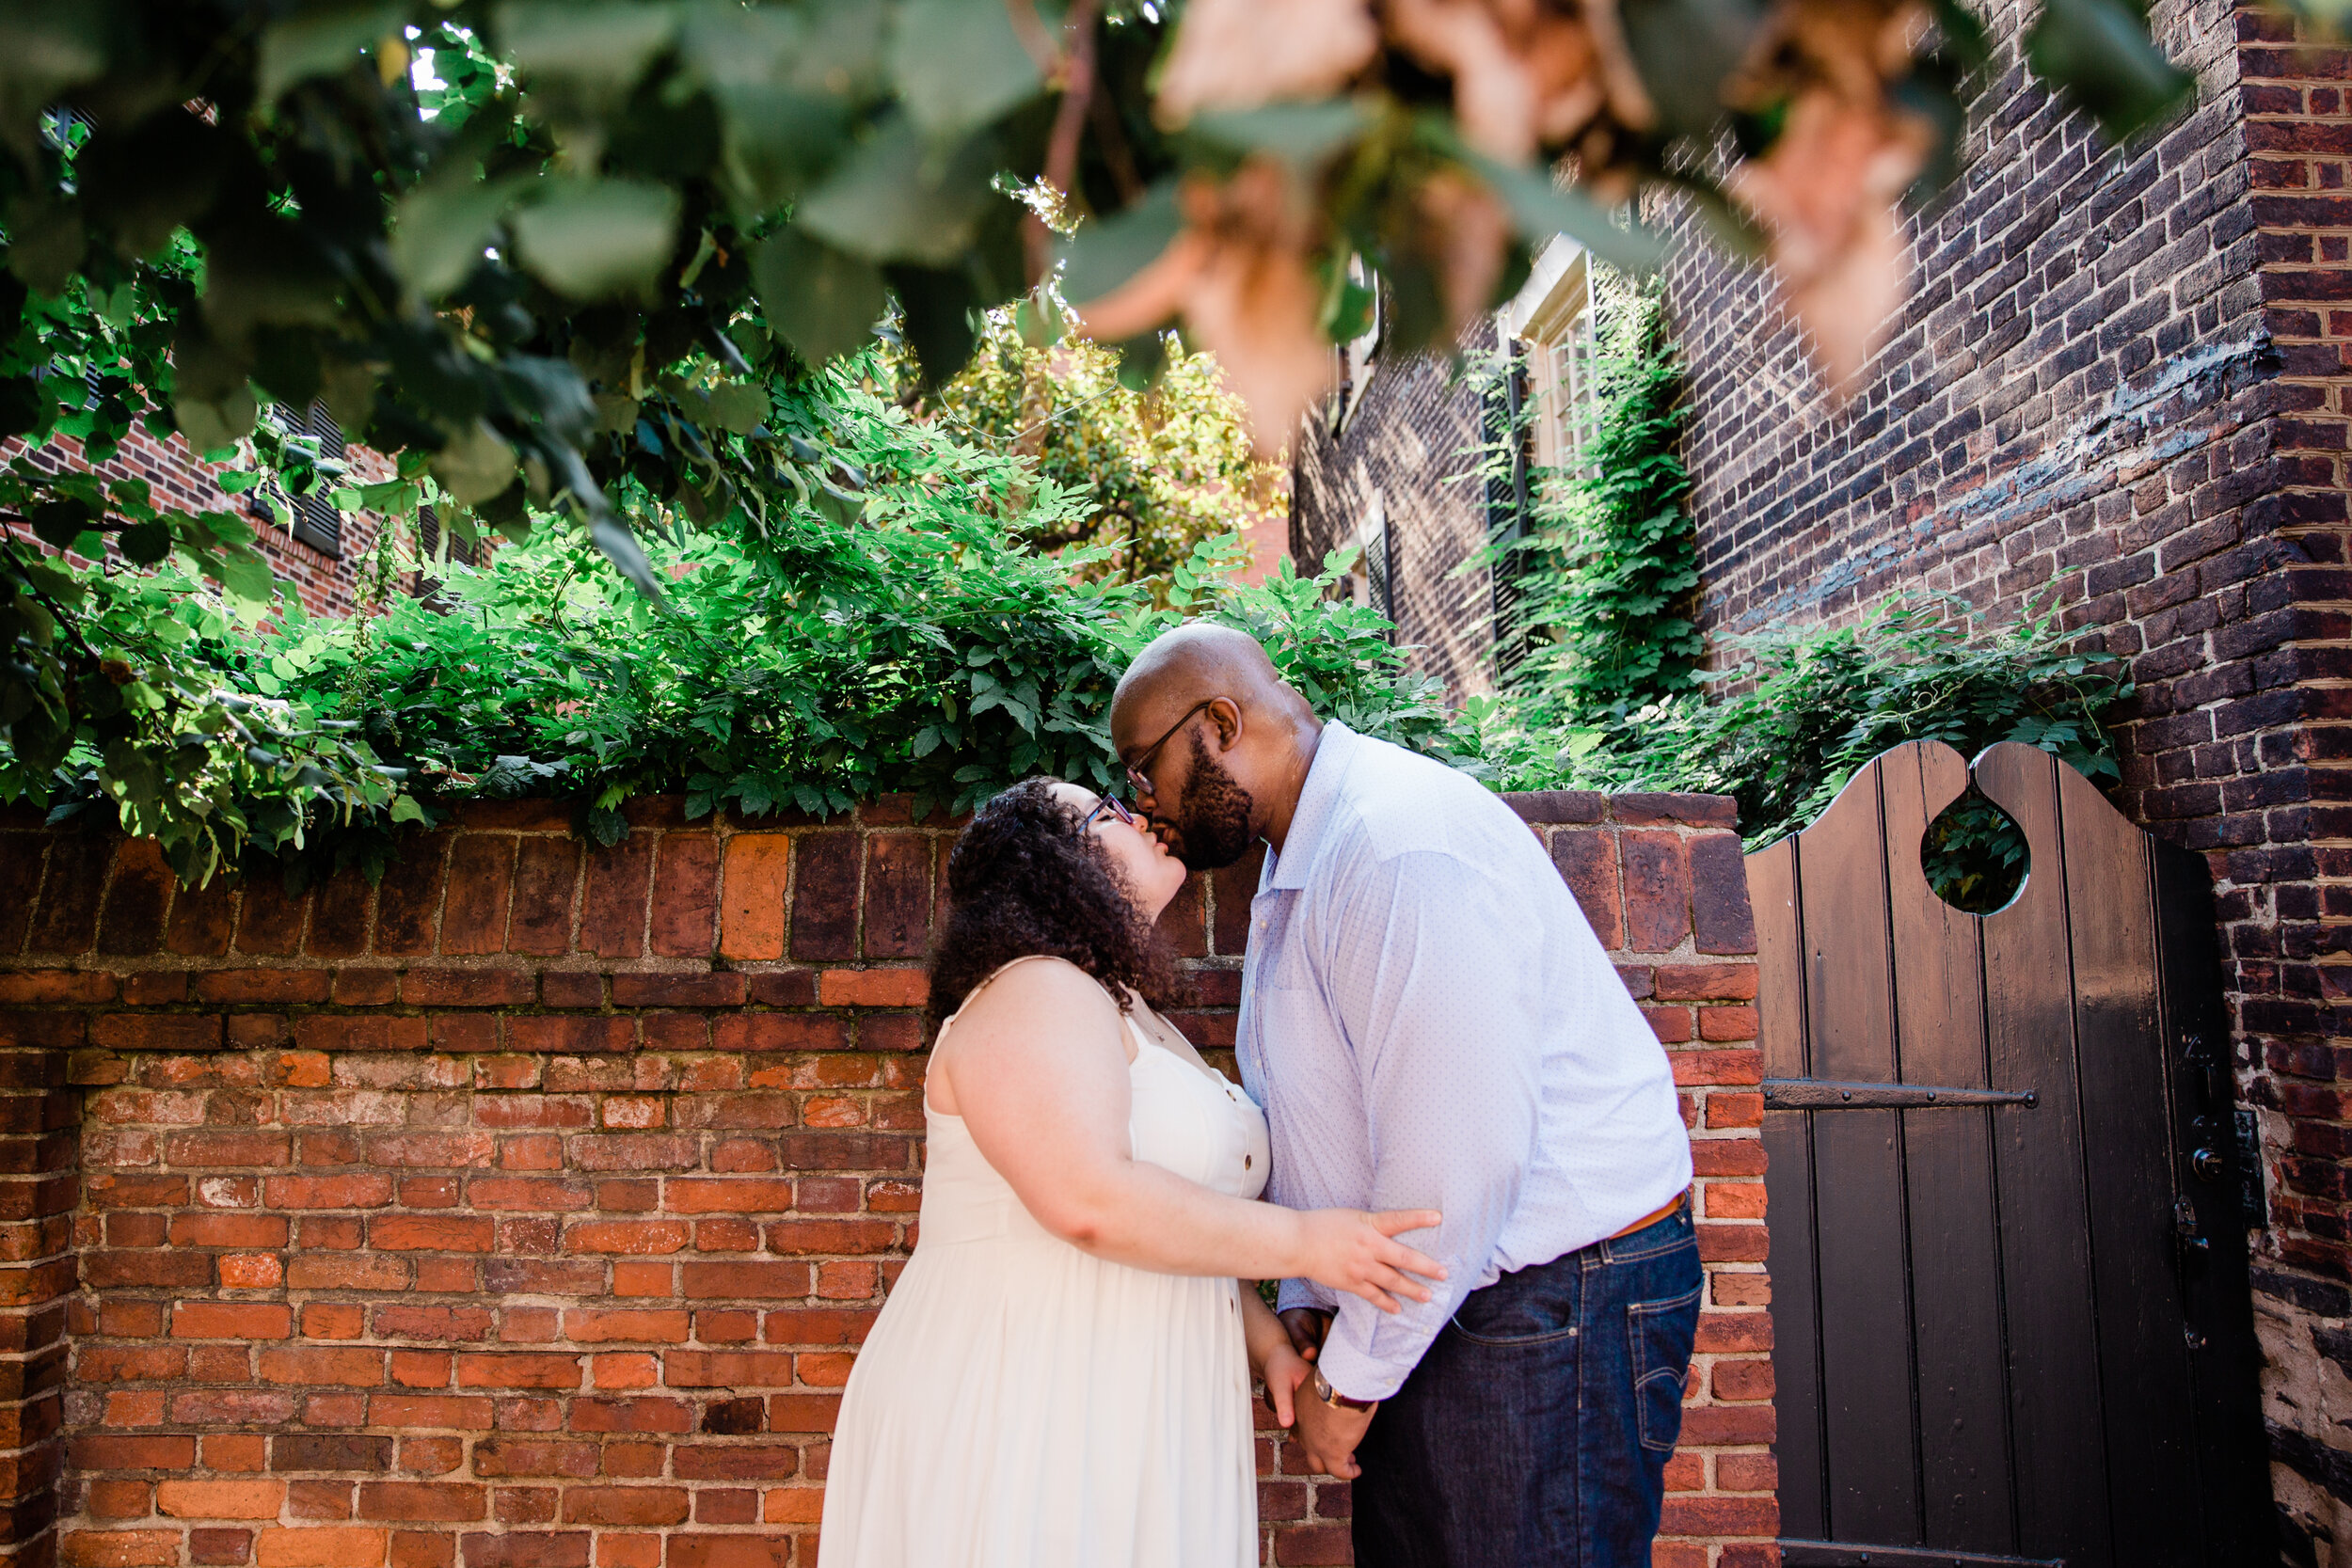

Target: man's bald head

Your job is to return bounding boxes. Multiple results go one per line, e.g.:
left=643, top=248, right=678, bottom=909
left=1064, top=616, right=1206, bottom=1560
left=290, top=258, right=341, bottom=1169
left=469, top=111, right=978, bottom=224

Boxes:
left=1112, top=623, right=1307, bottom=725
left=1108, top=624, right=1323, bottom=867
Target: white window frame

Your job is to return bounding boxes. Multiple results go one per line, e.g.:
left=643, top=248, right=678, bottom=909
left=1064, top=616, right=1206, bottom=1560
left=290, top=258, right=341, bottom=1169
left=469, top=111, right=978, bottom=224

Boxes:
left=1499, top=236, right=1599, bottom=482
left=1332, top=487, right=1392, bottom=625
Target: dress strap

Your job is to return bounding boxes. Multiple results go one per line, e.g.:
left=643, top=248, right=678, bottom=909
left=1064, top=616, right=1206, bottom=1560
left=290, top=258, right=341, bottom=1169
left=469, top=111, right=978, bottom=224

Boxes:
left=939, top=954, right=1098, bottom=1030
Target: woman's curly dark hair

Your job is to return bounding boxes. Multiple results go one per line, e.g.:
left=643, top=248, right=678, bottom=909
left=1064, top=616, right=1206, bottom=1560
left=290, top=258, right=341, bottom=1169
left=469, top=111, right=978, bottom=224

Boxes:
left=928, top=777, right=1184, bottom=1028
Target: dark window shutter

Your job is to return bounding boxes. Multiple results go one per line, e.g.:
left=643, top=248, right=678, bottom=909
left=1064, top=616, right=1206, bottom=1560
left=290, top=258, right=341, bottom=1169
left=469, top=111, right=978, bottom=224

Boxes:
left=1366, top=508, right=1392, bottom=625
left=411, top=506, right=477, bottom=601
left=254, top=403, right=347, bottom=556
left=287, top=403, right=346, bottom=557
left=1485, top=347, right=1533, bottom=678
left=415, top=505, right=474, bottom=568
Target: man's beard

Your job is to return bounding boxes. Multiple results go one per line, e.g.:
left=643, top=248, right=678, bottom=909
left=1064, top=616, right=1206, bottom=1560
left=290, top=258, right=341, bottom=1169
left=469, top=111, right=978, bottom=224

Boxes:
left=1166, top=730, right=1256, bottom=871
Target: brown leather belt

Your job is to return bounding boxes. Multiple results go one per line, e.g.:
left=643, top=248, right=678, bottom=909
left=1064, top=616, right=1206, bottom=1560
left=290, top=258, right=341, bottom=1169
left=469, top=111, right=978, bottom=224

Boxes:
left=1608, top=1188, right=1691, bottom=1242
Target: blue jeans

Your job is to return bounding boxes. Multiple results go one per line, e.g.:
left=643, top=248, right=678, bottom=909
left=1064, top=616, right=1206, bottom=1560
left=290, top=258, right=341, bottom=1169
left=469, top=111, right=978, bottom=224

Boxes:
left=1352, top=1201, right=1702, bottom=1568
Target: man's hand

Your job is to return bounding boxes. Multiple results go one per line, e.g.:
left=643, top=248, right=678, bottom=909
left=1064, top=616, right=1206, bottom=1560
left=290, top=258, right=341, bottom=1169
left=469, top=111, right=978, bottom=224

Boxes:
left=1292, top=1384, right=1375, bottom=1479
left=1276, top=1311, right=1374, bottom=1475
left=1279, top=1307, right=1331, bottom=1362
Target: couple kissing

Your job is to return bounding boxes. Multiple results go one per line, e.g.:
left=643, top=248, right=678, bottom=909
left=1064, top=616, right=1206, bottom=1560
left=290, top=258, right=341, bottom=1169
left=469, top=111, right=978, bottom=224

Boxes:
left=818, top=623, right=1697, bottom=1568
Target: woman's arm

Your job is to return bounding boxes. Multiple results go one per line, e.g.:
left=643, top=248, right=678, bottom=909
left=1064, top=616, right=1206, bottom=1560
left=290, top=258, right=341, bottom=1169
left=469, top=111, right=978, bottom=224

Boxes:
left=939, top=959, right=1444, bottom=1309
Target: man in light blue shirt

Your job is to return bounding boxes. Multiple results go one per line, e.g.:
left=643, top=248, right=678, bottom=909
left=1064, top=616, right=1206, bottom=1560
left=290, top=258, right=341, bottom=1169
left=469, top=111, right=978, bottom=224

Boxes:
left=1111, top=624, right=1696, bottom=1568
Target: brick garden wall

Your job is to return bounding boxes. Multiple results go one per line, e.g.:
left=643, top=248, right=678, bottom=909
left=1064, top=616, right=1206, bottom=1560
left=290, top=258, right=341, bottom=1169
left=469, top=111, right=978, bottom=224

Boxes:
left=0, top=791, right=1772, bottom=1568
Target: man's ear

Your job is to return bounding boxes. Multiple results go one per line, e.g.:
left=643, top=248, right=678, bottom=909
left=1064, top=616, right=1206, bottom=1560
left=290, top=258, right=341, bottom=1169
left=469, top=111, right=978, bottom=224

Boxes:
left=1208, top=698, right=1245, bottom=752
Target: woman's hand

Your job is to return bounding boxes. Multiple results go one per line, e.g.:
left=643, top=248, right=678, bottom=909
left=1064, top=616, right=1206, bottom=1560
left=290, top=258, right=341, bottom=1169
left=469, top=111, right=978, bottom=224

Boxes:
left=1293, top=1208, right=1446, bottom=1312
left=1258, top=1332, right=1313, bottom=1429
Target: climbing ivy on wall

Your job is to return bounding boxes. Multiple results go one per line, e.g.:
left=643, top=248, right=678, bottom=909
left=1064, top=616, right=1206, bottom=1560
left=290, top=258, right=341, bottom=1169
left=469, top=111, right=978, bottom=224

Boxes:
left=1477, top=270, right=1701, bottom=731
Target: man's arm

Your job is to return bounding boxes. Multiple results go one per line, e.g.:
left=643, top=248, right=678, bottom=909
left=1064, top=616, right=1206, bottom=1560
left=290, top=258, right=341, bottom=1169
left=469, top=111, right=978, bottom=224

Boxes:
left=1309, top=848, right=1545, bottom=1402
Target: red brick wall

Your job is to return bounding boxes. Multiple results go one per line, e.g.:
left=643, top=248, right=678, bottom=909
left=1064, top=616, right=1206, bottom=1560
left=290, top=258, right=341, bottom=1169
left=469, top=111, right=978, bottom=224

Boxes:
left=2226, top=8, right=2352, bottom=1549
left=0, top=791, right=1768, bottom=1568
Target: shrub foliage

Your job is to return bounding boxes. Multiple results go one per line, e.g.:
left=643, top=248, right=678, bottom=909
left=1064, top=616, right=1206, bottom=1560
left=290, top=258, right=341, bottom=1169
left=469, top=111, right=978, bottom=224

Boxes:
left=8, top=348, right=1458, bottom=885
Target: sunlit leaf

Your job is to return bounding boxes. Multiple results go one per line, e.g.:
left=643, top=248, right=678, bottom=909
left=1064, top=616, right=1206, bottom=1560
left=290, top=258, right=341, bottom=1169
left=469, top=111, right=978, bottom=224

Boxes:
left=214, top=550, right=278, bottom=610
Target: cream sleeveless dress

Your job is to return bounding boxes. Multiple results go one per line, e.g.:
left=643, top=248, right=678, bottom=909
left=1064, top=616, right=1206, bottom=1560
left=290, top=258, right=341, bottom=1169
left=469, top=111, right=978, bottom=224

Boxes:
left=818, top=958, right=1272, bottom=1568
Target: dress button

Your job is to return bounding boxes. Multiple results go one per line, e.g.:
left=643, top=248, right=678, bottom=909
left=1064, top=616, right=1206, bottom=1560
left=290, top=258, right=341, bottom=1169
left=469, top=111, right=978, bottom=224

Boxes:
left=1245, top=1155, right=1253, bottom=1168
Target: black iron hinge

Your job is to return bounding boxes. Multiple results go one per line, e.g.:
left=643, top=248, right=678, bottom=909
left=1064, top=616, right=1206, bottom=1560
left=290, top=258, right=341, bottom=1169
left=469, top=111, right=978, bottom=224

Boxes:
left=1780, top=1541, right=2063, bottom=1567
left=1762, top=1079, right=2038, bottom=1110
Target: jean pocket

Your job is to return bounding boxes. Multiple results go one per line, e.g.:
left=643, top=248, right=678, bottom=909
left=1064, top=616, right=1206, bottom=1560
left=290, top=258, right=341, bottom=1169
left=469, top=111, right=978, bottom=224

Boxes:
left=1447, top=1267, right=1581, bottom=1346
left=1629, top=1283, right=1701, bottom=1453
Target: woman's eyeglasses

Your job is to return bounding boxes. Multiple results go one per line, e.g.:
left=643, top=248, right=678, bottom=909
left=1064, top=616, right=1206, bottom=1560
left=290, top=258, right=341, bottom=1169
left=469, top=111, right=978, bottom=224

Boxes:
left=1083, top=793, right=1140, bottom=830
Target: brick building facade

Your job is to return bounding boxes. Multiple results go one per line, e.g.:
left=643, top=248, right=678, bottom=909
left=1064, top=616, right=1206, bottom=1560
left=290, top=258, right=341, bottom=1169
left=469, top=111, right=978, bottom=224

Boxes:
left=0, top=791, right=1770, bottom=1568
left=1291, top=326, right=1503, bottom=705
left=7, top=422, right=418, bottom=620
left=1290, top=0, right=2352, bottom=1555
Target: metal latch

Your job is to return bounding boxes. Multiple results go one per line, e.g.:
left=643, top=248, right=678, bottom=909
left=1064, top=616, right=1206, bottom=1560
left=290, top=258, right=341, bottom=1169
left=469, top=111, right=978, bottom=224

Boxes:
left=2174, top=1196, right=2209, bottom=1256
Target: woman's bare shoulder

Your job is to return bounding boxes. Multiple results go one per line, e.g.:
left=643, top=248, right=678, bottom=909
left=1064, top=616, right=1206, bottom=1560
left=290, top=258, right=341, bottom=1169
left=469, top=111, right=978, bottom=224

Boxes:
left=949, top=956, right=1120, bottom=1034
left=930, top=958, right=1128, bottom=1117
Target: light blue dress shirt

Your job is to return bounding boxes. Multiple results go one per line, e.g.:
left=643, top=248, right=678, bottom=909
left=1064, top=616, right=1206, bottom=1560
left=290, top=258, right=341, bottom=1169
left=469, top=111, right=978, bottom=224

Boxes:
left=1235, top=721, right=1693, bottom=1402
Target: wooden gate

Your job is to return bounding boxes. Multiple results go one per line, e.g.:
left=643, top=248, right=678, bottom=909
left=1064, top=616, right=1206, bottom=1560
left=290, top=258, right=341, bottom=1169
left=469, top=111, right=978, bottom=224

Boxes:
left=1747, top=740, right=2267, bottom=1567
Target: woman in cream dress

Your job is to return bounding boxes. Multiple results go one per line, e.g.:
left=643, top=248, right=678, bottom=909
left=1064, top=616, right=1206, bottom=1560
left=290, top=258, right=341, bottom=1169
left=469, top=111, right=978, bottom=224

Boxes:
left=818, top=779, right=1445, bottom=1568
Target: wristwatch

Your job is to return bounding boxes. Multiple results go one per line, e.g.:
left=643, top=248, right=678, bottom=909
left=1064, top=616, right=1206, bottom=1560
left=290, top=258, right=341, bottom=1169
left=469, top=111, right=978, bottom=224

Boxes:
left=1311, top=1366, right=1376, bottom=1412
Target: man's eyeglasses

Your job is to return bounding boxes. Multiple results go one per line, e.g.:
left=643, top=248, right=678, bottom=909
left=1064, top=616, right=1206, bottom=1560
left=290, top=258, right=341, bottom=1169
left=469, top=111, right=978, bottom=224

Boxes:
left=1083, top=793, right=1140, bottom=830
left=1120, top=698, right=1219, bottom=800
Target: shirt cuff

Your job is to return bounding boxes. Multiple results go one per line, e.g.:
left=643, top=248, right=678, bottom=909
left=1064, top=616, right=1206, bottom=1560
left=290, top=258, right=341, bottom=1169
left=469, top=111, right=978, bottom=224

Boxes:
left=1311, top=1329, right=1406, bottom=1404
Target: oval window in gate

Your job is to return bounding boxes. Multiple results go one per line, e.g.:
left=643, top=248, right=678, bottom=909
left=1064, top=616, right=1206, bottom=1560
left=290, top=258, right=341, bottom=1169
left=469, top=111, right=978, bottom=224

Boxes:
left=1921, top=784, right=2029, bottom=915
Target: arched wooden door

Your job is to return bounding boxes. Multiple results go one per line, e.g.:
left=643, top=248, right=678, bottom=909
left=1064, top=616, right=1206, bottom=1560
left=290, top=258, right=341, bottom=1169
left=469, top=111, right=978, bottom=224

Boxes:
left=1747, top=740, right=2267, bottom=1567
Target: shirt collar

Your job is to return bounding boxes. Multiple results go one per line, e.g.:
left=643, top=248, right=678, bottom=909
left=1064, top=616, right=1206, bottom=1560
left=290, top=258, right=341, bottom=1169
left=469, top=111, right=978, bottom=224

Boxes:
left=1265, top=720, right=1355, bottom=891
